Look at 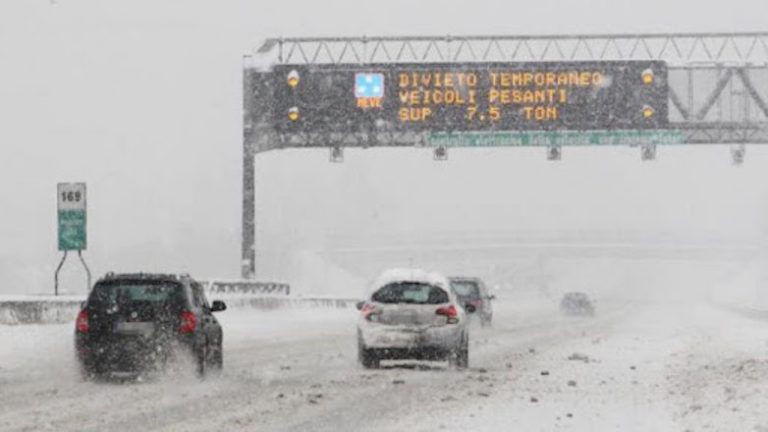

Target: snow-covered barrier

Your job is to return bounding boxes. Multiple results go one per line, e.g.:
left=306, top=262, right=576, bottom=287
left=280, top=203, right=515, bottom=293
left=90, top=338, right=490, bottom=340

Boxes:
left=0, top=295, right=358, bottom=325
left=217, top=296, right=358, bottom=310
left=712, top=301, right=768, bottom=322
left=0, top=299, right=82, bottom=325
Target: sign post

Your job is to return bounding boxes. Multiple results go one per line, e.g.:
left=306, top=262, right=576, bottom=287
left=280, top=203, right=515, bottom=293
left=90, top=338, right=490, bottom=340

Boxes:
left=55, top=183, right=91, bottom=296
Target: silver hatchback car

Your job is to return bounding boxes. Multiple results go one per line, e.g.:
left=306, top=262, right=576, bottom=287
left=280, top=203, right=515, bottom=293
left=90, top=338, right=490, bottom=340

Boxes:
left=356, top=269, right=471, bottom=369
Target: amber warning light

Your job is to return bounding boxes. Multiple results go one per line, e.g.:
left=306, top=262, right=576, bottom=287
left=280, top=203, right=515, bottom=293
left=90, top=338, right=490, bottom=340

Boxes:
left=643, top=105, right=655, bottom=118
left=287, top=70, right=300, bottom=88
left=288, top=107, right=300, bottom=121
left=642, top=69, right=655, bottom=85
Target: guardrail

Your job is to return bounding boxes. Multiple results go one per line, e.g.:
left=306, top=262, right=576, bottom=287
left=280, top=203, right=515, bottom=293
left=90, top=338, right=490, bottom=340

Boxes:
left=0, top=294, right=357, bottom=326
left=202, top=280, right=291, bottom=296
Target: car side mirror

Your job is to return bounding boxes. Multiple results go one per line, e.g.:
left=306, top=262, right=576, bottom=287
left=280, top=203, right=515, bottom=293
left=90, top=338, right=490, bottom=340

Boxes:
left=488, top=295, right=496, bottom=300
left=355, top=301, right=365, bottom=311
left=465, top=303, right=477, bottom=313
left=210, top=300, right=227, bottom=312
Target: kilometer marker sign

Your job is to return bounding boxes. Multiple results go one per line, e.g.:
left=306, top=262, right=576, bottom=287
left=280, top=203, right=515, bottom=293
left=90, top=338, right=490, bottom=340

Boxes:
left=57, top=183, right=87, bottom=251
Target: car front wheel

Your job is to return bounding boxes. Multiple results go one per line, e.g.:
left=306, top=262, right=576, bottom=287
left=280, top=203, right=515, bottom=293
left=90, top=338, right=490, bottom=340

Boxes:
left=449, top=334, right=469, bottom=369
left=358, top=338, right=380, bottom=369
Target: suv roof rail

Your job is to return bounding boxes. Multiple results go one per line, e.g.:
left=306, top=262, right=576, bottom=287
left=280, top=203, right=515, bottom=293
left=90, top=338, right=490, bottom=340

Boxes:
left=98, top=272, right=191, bottom=281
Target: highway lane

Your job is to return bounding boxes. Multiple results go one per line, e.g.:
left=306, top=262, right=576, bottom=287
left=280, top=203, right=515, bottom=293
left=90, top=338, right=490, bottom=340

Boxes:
left=1, top=296, right=766, bottom=431
left=0, top=297, right=620, bottom=431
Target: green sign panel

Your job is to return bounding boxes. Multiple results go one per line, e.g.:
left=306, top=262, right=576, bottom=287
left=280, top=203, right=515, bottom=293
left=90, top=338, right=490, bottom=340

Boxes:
left=57, top=183, right=87, bottom=251
left=58, top=210, right=87, bottom=251
left=428, top=130, right=686, bottom=148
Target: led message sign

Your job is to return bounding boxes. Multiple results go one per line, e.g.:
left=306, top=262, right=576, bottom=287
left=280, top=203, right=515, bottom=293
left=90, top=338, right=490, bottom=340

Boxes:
left=271, top=62, right=668, bottom=132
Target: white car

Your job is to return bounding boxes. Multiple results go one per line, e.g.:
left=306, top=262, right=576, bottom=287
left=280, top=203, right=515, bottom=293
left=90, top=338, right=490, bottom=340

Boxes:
left=356, top=269, right=471, bottom=369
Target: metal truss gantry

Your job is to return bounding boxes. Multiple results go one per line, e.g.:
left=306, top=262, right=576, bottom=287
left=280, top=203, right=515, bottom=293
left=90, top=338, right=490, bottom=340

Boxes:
left=241, top=32, right=768, bottom=278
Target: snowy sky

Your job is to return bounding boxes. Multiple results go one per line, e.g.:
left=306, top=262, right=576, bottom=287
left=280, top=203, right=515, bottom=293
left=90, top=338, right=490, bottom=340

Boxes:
left=1, top=0, right=767, bottom=293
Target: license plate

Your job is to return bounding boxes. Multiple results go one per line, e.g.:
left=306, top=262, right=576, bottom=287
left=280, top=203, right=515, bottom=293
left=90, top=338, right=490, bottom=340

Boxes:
left=379, top=328, right=426, bottom=345
left=398, top=326, right=428, bottom=334
left=115, top=321, right=154, bottom=335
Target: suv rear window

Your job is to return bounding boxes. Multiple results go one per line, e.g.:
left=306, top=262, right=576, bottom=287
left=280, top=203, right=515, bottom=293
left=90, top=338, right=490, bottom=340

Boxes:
left=372, top=283, right=449, bottom=305
left=450, top=280, right=480, bottom=299
left=89, top=281, right=183, bottom=307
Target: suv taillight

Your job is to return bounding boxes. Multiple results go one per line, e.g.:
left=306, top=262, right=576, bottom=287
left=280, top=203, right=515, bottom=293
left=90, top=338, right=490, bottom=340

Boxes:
left=179, top=310, right=197, bottom=334
left=436, top=305, right=459, bottom=324
left=75, top=310, right=89, bottom=333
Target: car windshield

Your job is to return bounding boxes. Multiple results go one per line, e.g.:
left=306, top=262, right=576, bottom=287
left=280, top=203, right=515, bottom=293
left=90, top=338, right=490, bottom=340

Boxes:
left=372, top=283, right=449, bottom=304
left=450, top=281, right=481, bottom=299
left=89, top=281, right=182, bottom=307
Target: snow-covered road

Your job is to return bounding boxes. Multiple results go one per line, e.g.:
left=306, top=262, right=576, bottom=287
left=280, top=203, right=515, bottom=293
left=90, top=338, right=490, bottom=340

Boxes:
left=1, top=297, right=767, bottom=432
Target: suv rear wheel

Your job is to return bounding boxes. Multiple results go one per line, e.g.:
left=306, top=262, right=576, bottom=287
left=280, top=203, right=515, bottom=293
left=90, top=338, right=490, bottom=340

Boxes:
left=211, top=341, right=224, bottom=371
left=196, top=344, right=207, bottom=378
left=78, top=363, right=97, bottom=381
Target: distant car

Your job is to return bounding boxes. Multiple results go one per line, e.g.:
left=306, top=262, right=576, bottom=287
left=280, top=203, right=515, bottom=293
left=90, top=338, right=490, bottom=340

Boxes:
left=357, top=269, right=471, bottom=369
left=559, top=292, right=595, bottom=316
left=74, top=273, right=226, bottom=378
left=448, top=277, right=494, bottom=327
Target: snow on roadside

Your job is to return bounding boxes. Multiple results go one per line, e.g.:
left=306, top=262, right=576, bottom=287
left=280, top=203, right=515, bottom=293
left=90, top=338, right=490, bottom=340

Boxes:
left=371, top=301, right=768, bottom=432
left=0, top=322, right=77, bottom=380
left=666, top=304, right=768, bottom=432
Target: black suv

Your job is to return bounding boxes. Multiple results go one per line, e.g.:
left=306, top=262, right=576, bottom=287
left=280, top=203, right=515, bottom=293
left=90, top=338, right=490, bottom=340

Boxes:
left=75, top=273, right=226, bottom=378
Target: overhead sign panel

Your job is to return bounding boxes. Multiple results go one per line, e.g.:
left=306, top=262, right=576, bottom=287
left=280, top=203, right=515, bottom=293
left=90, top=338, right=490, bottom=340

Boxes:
left=271, top=61, right=669, bottom=133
